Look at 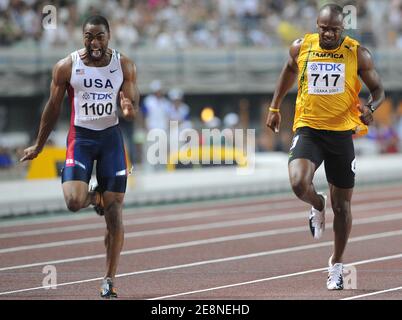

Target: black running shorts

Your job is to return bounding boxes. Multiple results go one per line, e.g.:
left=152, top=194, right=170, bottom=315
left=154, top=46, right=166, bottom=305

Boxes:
left=288, top=126, right=356, bottom=189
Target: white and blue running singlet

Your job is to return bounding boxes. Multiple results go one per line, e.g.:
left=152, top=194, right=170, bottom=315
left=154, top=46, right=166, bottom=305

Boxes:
left=62, top=49, right=128, bottom=193
left=68, top=49, right=123, bottom=130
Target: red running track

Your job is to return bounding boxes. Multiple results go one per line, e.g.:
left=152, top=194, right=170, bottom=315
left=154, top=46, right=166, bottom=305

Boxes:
left=0, top=182, right=401, bottom=300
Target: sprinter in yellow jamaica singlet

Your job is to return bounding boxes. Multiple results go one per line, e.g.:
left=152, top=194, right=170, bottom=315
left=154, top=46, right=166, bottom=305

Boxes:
left=266, top=4, right=385, bottom=290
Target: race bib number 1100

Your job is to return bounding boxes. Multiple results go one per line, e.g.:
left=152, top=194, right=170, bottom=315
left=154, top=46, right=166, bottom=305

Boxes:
left=78, top=91, right=116, bottom=120
left=307, top=62, right=345, bottom=95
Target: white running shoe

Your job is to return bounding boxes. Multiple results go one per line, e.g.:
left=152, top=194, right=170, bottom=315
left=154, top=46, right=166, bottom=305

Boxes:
left=100, top=277, right=118, bottom=298
left=327, top=256, right=344, bottom=290
left=309, top=192, right=327, bottom=239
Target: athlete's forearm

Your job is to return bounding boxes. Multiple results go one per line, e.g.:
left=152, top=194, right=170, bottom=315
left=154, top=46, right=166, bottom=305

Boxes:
left=367, top=85, right=385, bottom=112
left=271, top=65, right=298, bottom=109
left=34, top=101, right=61, bottom=151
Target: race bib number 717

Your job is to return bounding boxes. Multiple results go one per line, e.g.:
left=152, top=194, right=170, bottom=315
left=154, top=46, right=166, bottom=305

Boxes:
left=307, top=62, right=345, bottom=95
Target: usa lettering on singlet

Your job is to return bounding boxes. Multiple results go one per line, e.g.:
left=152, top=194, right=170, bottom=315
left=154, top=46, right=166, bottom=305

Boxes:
left=68, top=49, right=123, bottom=130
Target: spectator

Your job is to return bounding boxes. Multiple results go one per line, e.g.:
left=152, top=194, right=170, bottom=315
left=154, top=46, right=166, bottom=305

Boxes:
left=0, top=146, right=13, bottom=168
left=142, top=80, right=171, bottom=170
left=142, top=80, right=170, bottom=132
left=167, top=88, right=192, bottom=132
left=167, top=88, right=192, bottom=157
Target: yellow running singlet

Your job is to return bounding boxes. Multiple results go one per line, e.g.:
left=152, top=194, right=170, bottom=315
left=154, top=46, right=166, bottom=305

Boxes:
left=293, top=33, right=367, bottom=135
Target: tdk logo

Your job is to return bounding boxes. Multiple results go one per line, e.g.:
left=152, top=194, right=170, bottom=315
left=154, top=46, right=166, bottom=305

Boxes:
left=310, top=63, right=342, bottom=72
left=84, top=79, right=113, bottom=89
left=82, top=92, right=113, bottom=100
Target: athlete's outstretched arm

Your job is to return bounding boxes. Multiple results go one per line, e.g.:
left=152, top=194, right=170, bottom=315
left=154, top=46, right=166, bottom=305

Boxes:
left=20, top=57, right=71, bottom=161
left=119, top=55, right=139, bottom=121
left=357, top=46, right=385, bottom=125
left=266, top=39, right=302, bottom=133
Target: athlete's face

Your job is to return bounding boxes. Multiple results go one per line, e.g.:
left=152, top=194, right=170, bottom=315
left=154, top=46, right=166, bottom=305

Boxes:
left=83, top=24, right=110, bottom=61
left=317, top=12, right=344, bottom=50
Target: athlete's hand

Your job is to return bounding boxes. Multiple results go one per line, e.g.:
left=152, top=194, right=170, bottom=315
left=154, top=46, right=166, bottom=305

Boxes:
left=120, top=91, right=135, bottom=119
left=20, top=145, right=41, bottom=162
left=266, top=111, right=281, bottom=133
left=358, top=104, right=374, bottom=126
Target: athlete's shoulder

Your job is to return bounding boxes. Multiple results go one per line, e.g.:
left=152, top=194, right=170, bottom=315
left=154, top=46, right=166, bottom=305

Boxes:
left=289, top=38, right=304, bottom=58
left=118, top=52, right=137, bottom=79
left=357, top=45, right=372, bottom=56
left=55, top=55, right=72, bottom=71
left=53, top=55, right=72, bottom=82
left=357, top=45, right=375, bottom=70
left=292, top=38, right=304, bottom=46
left=119, top=52, right=136, bottom=67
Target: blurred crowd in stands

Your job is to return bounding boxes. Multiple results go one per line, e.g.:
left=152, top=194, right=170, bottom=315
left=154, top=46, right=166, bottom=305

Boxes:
left=1, top=0, right=402, bottom=49
left=2, top=0, right=402, bottom=174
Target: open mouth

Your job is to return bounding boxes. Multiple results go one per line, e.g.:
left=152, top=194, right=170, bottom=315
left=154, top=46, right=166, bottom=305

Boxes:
left=90, top=48, right=102, bottom=58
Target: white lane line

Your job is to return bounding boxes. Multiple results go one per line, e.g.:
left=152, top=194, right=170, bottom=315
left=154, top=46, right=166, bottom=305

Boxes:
left=0, top=192, right=295, bottom=228
left=341, top=286, right=402, bottom=300
left=0, top=211, right=310, bottom=253
left=2, top=203, right=402, bottom=256
left=18, top=190, right=394, bottom=237
left=150, top=253, right=402, bottom=300
left=1, top=183, right=401, bottom=228
left=2, top=212, right=402, bottom=272
left=0, top=195, right=402, bottom=253
left=3, top=193, right=402, bottom=240
left=3, top=200, right=402, bottom=255
left=0, top=199, right=305, bottom=239
left=1, top=235, right=401, bottom=297
left=0, top=226, right=307, bottom=271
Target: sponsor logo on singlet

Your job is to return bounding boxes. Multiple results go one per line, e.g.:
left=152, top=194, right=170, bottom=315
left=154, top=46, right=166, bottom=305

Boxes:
left=77, top=79, right=117, bottom=120
left=307, top=62, right=345, bottom=95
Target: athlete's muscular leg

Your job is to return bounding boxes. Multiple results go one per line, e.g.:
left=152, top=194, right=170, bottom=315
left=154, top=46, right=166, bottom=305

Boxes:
left=329, top=184, right=353, bottom=264
left=102, top=191, right=125, bottom=280
left=62, top=181, right=95, bottom=212
left=288, top=159, right=325, bottom=211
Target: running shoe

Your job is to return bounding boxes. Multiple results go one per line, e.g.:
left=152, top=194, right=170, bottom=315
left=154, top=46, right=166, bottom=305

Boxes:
left=90, top=183, right=104, bottom=216
left=309, top=192, right=327, bottom=239
left=100, top=277, right=118, bottom=298
left=327, top=256, right=344, bottom=290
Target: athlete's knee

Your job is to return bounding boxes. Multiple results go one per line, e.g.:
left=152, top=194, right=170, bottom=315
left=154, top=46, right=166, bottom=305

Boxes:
left=289, top=176, right=310, bottom=199
left=63, top=181, right=89, bottom=212
left=105, top=199, right=123, bottom=214
left=332, top=200, right=351, bottom=217
left=65, top=197, right=85, bottom=212
left=105, top=201, right=124, bottom=232
left=106, top=219, right=124, bottom=235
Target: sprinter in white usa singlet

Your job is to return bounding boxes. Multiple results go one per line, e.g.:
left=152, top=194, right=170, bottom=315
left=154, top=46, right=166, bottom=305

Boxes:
left=21, top=15, right=140, bottom=298
left=69, top=49, right=123, bottom=130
